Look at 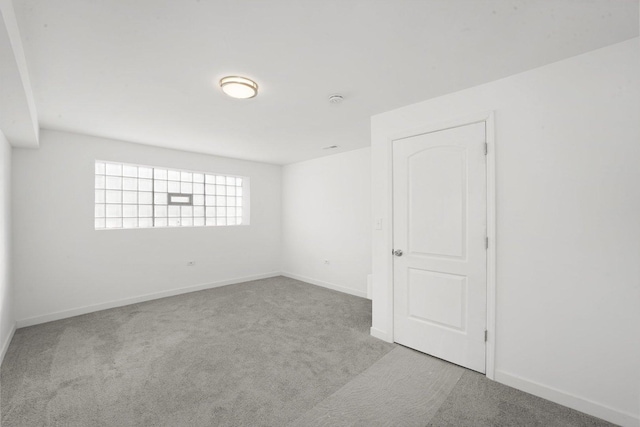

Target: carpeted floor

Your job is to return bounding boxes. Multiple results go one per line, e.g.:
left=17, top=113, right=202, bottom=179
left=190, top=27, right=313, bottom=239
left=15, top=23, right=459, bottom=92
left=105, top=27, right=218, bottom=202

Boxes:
left=1, top=276, right=615, bottom=426
left=1, top=277, right=394, bottom=426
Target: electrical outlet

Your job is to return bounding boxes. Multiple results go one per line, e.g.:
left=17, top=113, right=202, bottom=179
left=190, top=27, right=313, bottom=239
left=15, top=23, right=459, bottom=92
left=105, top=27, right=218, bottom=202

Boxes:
left=187, top=261, right=195, bottom=267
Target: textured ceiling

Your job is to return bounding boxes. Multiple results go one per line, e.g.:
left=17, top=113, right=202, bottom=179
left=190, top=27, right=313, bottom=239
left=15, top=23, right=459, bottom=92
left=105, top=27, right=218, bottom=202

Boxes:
left=15, top=0, right=639, bottom=164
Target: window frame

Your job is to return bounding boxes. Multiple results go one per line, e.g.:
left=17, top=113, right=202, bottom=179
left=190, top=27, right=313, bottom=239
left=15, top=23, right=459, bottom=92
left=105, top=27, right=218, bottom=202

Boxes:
left=94, top=160, right=250, bottom=230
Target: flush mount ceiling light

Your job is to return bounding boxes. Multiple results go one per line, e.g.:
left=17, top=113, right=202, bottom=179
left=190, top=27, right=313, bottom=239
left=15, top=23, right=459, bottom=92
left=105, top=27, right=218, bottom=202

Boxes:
left=219, top=76, right=258, bottom=99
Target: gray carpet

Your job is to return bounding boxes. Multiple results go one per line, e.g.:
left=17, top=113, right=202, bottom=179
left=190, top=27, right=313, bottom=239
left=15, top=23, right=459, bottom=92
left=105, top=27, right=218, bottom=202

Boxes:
left=426, top=370, right=615, bottom=427
left=289, top=346, right=464, bottom=427
left=1, top=276, right=616, bottom=426
left=1, top=277, right=394, bottom=426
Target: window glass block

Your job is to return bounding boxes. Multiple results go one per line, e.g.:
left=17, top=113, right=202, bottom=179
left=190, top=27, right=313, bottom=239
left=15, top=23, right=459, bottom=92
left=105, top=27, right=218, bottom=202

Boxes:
left=181, top=182, right=193, bottom=194
left=154, top=193, right=168, bottom=205
left=154, top=169, right=167, bottom=180
left=122, top=191, right=137, bottom=204
left=123, top=177, right=138, bottom=191
left=95, top=161, right=247, bottom=230
left=105, top=163, right=122, bottom=176
left=123, top=218, right=138, bottom=228
left=154, top=206, right=167, bottom=218
left=105, top=205, right=123, bottom=224
left=139, top=218, right=153, bottom=228
left=139, top=179, right=153, bottom=191
left=106, top=176, right=122, bottom=190
left=106, top=218, right=122, bottom=228
left=123, top=205, right=137, bottom=218
left=155, top=180, right=167, bottom=192
left=106, top=190, right=122, bottom=204
left=138, top=192, right=152, bottom=204
left=138, top=167, right=153, bottom=179
left=168, top=206, right=180, bottom=217
left=139, top=205, right=152, bottom=218
left=123, top=165, right=137, bottom=177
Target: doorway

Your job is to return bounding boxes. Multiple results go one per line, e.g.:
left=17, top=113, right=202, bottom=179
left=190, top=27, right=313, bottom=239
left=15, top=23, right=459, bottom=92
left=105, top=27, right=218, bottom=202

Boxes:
left=392, top=121, right=489, bottom=373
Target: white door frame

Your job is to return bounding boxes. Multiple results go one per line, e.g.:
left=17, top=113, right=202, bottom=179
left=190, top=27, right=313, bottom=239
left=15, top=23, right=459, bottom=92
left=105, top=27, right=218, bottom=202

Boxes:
left=372, top=111, right=496, bottom=379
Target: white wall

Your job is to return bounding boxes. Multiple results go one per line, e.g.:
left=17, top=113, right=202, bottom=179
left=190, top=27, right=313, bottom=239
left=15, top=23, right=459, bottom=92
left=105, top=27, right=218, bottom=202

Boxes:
left=0, top=130, right=14, bottom=363
left=12, top=129, right=282, bottom=326
left=282, top=148, right=371, bottom=298
left=371, top=38, right=640, bottom=427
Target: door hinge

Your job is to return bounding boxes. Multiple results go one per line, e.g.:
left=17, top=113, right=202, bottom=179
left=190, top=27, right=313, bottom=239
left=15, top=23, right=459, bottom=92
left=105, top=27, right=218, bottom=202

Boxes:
left=484, top=330, right=488, bottom=342
left=484, top=142, right=488, bottom=155
left=485, top=237, right=489, bottom=249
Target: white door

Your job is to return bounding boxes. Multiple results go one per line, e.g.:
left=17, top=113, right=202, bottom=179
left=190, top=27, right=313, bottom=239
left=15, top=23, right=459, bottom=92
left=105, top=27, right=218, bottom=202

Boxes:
left=393, top=122, right=487, bottom=373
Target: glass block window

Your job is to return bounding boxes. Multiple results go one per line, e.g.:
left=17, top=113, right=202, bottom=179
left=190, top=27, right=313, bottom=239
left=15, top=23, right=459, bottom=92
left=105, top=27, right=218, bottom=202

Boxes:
left=95, top=161, right=247, bottom=229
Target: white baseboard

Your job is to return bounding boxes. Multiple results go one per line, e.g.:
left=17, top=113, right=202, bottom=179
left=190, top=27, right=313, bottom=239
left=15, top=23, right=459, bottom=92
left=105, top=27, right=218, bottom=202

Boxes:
left=370, top=326, right=393, bottom=343
left=1, top=322, right=16, bottom=367
left=16, top=272, right=281, bottom=328
left=281, top=272, right=367, bottom=299
left=495, top=370, right=639, bottom=427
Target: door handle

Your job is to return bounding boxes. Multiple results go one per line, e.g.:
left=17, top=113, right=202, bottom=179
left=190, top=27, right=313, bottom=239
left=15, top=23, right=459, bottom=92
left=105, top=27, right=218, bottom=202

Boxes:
left=393, top=249, right=403, bottom=257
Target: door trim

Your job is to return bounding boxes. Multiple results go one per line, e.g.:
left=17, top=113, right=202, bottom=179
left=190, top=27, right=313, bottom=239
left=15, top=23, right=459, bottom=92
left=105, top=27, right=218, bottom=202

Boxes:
left=374, top=111, right=496, bottom=379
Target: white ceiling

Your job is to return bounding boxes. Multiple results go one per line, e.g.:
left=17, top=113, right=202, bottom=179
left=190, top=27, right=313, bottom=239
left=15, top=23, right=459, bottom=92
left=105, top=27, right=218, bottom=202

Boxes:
left=14, top=0, right=639, bottom=164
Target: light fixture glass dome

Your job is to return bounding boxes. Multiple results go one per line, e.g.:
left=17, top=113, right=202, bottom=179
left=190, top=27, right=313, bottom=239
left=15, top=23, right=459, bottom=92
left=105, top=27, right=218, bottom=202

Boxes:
left=219, top=76, right=258, bottom=99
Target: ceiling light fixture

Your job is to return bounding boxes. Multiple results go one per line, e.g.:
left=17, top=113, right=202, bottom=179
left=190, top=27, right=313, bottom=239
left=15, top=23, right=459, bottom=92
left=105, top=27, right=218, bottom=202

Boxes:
left=219, top=76, right=258, bottom=99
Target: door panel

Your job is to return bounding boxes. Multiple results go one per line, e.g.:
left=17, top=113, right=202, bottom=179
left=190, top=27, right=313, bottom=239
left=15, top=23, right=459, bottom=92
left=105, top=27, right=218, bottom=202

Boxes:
left=393, top=122, right=487, bottom=373
left=408, top=147, right=466, bottom=258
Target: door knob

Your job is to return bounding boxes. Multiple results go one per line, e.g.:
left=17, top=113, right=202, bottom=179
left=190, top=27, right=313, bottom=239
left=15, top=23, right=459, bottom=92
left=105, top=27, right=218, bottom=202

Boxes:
left=393, top=249, right=403, bottom=257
